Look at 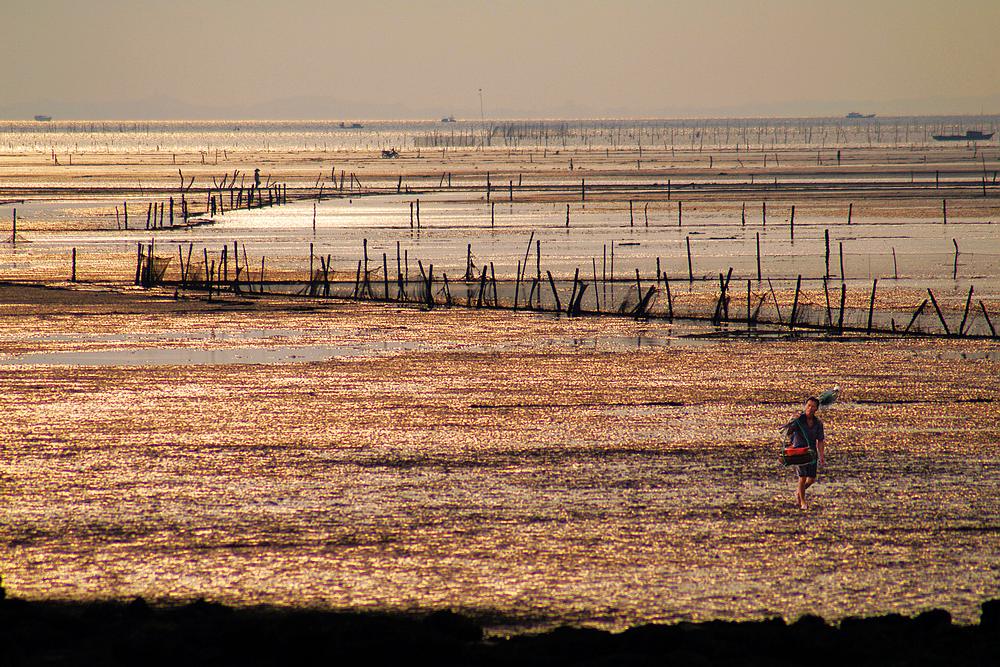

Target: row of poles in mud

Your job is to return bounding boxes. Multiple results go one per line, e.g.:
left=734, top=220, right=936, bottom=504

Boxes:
left=128, top=229, right=999, bottom=340
left=104, top=166, right=375, bottom=232
left=6, top=156, right=995, bottom=244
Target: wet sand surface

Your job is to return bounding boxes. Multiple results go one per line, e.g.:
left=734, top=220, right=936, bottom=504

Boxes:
left=1, top=120, right=999, bottom=633
left=0, top=285, right=997, bottom=631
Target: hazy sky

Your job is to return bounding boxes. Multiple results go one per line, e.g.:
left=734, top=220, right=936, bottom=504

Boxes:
left=3, top=0, right=999, bottom=118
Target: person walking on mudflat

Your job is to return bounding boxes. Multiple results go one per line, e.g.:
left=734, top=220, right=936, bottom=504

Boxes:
left=787, top=396, right=826, bottom=510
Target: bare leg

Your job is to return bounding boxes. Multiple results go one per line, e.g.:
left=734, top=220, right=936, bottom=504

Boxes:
left=797, top=476, right=816, bottom=509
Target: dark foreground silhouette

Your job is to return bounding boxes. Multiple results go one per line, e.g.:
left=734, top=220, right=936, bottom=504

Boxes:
left=1, top=594, right=996, bottom=666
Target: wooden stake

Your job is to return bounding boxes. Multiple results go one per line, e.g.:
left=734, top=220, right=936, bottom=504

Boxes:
left=789, top=275, right=802, bottom=329
left=768, top=278, right=783, bottom=324
left=383, top=253, right=389, bottom=300
left=752, top=231, right=761, bottom=281
left=958, top=285, right=973, bottom=336
left=568, top=268, right=580, bottom=315
left=514, top=261, right=521, bottom=310
left=443, top=273, right=452, bottom=306
left=490, top=262, right=498, bottom=306
left=476, top=265, right=488, bottom=308
left=927, top=288, right=951, bottom=336
left=824, top=229, right=830, bottom=278
left=662, top=272, right=673, bottom=321
left=686, top=235, right=693, bottom=282
left=426, top=264, right=435, bottom=307
left=536, top=239, right=541, bottom=283
left=513, top=232, right=533, bottom=287
left=823, top=278, right=832, bottom=328
left=904, top=300, right=928, bottom=333
left=979, top=301, right=996, bottom=337
left=866, top=278, right=877, bottom=335
left=592, top=257, right=600, bottom=312
left=546, top=271, right=561, bottom=312
left=837, top=283, right=846, bottom=334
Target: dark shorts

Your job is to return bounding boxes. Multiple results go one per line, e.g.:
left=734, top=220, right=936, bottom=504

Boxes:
left=796, top=462, right=818, bottom=478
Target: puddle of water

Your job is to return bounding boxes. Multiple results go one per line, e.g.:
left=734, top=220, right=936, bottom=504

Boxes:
left=1, top=327, right=327, bottom=345
left=0, top=341, right=423, bottom=367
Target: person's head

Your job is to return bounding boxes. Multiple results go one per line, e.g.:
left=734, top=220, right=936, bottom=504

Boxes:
left=804, top=396, right=820, bottom=417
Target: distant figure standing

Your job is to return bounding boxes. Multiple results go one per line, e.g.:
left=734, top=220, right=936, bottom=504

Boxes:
left=254, top=168, right=261, bottom=188
left=787, top=396, right=826, bottom=510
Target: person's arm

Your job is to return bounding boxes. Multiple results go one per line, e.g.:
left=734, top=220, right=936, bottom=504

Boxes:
left=817, top=439, right=826, bottom=467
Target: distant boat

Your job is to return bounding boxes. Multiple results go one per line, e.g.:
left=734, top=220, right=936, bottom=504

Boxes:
left=440, top=116, right=457, bottom=123
left=339, top=122, right=364, bottom=129
left=932, top=130, right=994, bottom=142
left=34, top=115, right=52, bottom=122
left=846, top=112, right=875, bottom=119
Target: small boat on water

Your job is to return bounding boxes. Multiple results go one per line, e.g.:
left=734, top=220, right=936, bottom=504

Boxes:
left=34, top=115, right=52, bottom=122
left=846, top=112, right=875, bottom=119
left=339, top=122, right=364, bottom=129
left=440, top=116, right=456, bottom=123
left=932, top=130, right=995, bottom=142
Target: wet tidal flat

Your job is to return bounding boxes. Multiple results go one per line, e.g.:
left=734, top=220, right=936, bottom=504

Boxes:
left=0, top=287, right=997, bottom=631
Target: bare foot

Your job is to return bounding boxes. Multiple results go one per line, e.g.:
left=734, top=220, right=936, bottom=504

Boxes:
left=799, top=500, right=809, bottom=510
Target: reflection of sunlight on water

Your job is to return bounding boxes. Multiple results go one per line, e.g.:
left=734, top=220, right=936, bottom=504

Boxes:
left=8, top=118, right=994, bottom=152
